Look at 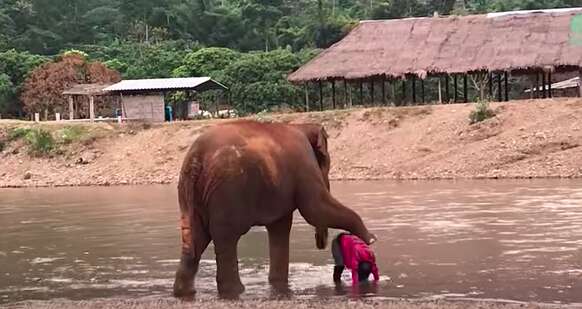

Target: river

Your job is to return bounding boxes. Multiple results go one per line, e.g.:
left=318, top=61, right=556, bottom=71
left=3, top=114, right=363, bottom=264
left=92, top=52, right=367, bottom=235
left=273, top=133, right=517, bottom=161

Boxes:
left=1, top=180, right=582, bottom=305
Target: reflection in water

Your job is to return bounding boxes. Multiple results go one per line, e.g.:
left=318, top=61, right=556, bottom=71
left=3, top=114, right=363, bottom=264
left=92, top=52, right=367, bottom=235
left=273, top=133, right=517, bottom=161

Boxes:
left=1, top=180, right=582, bottom=305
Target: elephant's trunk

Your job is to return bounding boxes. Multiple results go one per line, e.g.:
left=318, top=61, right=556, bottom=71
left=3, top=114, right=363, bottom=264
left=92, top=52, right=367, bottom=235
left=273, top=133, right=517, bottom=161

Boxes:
left=315, top=227, right=328, bottom=249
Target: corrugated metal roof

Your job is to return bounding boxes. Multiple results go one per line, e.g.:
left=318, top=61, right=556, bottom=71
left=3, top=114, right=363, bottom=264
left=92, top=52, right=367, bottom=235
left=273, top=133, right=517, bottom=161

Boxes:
left=104, top=77, right=227, bottom=92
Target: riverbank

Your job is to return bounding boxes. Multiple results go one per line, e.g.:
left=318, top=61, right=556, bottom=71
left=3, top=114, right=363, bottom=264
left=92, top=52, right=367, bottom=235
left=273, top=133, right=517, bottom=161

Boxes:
left=1, top=99, right=582, bottom=188
left=3, top=298, right=571, bottom=309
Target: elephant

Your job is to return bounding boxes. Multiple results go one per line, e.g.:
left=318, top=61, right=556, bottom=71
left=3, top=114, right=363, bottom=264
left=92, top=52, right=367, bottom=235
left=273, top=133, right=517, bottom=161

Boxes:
left=172, top=120, right=376, bottom=298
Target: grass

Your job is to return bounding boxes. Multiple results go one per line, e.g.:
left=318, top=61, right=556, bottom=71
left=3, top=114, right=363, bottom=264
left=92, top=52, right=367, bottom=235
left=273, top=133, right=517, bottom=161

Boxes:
left=57, top=126, right=88, bottom=144
left=24, top=128, right=55, bottom=156
left=469, top=100, right=495, bottom=124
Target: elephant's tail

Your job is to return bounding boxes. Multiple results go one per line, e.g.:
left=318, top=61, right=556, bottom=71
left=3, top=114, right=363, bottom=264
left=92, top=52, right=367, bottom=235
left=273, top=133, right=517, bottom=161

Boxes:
left=177, top=145, right=204, bottom=256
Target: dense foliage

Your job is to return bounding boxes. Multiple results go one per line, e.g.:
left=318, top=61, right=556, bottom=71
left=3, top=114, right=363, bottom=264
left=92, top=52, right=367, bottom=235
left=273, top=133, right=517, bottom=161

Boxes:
left=0, top=0, right=579, bottom=117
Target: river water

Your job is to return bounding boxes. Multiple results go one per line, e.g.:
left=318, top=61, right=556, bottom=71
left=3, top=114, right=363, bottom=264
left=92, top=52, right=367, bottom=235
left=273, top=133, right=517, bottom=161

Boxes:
left=1, top=180, right=582, bottom=305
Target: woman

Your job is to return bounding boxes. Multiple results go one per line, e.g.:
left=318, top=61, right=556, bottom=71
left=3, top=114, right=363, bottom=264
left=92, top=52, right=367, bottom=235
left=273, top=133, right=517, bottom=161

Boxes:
left=331, top=232, right=379, bottom=284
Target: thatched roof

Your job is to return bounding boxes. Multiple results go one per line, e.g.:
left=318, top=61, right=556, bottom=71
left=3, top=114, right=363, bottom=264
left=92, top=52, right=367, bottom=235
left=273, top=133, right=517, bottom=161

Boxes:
left=288, top=8, right=582, bottom=83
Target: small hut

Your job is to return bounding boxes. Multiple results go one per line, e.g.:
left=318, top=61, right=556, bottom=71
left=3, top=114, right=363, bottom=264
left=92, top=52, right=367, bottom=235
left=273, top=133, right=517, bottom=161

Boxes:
left=62, top=83, right=115, bottom=121
left=288, top=8, right=582, bottom=109
left=104, top=77, right=228, bottom=122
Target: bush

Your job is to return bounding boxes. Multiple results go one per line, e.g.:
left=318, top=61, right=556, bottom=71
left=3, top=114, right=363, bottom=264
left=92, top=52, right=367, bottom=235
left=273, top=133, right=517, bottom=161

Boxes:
left=24, top=128, right=55, bottom=156
left=469, top=100, right=495, bottom=124
left=7, top=127, right=32, bottom=141
left=58, top=126, right=87, bottom=144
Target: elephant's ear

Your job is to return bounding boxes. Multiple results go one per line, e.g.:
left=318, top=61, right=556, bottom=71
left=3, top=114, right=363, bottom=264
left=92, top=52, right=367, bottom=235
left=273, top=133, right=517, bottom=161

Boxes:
left=315, top=126, right=330, bottom=166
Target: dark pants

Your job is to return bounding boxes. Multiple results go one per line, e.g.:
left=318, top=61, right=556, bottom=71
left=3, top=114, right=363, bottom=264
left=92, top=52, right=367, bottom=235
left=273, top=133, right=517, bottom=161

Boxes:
left=332, top=233, right=349, bottom=282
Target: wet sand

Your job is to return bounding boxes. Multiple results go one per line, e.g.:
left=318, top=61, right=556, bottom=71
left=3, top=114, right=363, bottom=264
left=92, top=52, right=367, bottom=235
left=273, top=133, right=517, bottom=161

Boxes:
left=3, top=298, right=571, bottom=309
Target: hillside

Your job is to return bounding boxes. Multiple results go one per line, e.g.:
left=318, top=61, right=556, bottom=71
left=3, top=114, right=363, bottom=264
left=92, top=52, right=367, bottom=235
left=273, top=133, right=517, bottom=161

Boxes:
left=1, top=98, right=581, bottom=188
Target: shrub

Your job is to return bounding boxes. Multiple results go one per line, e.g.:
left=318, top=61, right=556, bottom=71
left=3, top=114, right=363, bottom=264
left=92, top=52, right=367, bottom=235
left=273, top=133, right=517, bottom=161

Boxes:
left=58, top=126, right=87, bottom=144
left=7, top=127, right=32, bottom=141
left=24, top=128, right=55, bottom=156
left=469, top=100, right=495, bottom=124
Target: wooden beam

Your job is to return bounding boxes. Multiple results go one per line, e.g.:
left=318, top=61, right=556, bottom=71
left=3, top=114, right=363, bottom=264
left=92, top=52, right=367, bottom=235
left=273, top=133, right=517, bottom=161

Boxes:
left=454, top=75, right=458, bottom=102
left=68, top=96, right=74, bottom=120
left=412, top=76, right=417, bottom=104
left=359, top=80, right=364, bottom=106
left=497, top=73, right=502, bottom=102
left=504, top=71, right=509, bottom=101
left=548, top=71, right=552, bottom=98
left=488, top=72, right=493, bottom=99
left=370, top=79, right=375, bottom=106
left=445, top=75, right=450, bottom=103
left=319, top=80, right=324, bottom=111
left=382, top=77, right=386, bottom=106
left=463, top=74, right=468, bottom=103
left=304, top=82, right=310, bottom=112
left=89, top=96, right=95, bottom=122
left=344, top=79, right=348, bottom=108
left=421, top=79, right=425, bottom=103
left=534, top=72, right=541, bottom=99
left=331, top=80, right=336, bottom=109
left=438, top=77, right=442, bottom=104
left=401, top=79, right=406, bottom=105
left=541, top=72, right=547, bottom=99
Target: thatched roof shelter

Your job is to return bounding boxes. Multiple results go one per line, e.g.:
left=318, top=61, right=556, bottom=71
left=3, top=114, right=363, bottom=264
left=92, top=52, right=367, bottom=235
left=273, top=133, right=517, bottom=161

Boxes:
left=288, top=8, right=582, bottom=82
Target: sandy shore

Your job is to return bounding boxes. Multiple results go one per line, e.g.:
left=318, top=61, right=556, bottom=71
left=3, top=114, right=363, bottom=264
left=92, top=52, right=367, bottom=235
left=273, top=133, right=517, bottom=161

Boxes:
left=1, top=98, right=582, bottom=188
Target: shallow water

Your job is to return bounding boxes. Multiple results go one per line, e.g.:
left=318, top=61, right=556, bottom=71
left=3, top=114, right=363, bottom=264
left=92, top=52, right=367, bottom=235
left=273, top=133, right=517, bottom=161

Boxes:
left=1, top=180, right=582, bottom=305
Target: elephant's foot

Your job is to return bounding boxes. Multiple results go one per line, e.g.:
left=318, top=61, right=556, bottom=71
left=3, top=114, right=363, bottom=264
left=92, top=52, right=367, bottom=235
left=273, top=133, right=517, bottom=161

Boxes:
left=173, top=263, right=196, bottom=297
left=217, top=281, right=245, bottom=299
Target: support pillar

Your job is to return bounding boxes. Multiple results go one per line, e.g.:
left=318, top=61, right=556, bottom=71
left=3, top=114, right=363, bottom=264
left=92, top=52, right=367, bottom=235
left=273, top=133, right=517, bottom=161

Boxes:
left=344, top=80, right=348, bottom=109
left=68, top=96, right=74, bottom=120
left=463, top=74, right=468, bottom=103
left=359, top=80, right=364, bottom=106
left=548, top=72, right=552, bottom=98
left=488, top=72, right=493, bottom=99
left=319, top=80, right=323, bottom=111
left=89, top=96, right=95, bottom=122
left=421, top=79, right=425, bottom=103
left=497, top=73, right=503, bottom=102
left=454, top=75, right=458, bottom=102
left=504, top=71, right=509, bottom=101
left=445, top=75, right=450, bottom=103
left=304, top=82, right=309, bottom=112
left=331, top=80, right=336, bottom=109
left=370, top=79, right=375, bottom=106
left=401, top=79, right=406, bottom=105
left=438, top=77, right=442, bottom=104
left=542, top=72, right=547, bottom=99
left=382, top=77, right=386, bottom=106
left=412, top=76, right=417, bottom=104
left=535, top=72, right=540, bottom=99
left=579, top=70, right=582, bottom=98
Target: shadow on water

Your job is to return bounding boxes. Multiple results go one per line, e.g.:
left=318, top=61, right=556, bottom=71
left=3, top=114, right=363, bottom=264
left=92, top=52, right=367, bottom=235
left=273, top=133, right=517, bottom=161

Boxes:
left=1, top=179, right=582, bottom=305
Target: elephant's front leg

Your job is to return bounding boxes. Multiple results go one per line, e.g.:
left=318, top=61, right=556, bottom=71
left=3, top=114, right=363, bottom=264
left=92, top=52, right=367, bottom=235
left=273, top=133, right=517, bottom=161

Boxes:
left=212, top=231, right=245, bottom=298
left=266, top=213, right=293, bottom=285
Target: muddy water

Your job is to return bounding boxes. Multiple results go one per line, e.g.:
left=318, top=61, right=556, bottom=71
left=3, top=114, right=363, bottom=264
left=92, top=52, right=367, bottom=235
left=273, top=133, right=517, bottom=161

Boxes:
left=1, top=180, right=582, bottom=305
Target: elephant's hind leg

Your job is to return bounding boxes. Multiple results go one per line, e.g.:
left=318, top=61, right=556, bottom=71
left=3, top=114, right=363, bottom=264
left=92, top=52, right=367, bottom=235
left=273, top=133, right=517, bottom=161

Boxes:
left=173, top=213, right=210, bottom=297
left=267, top=213, right=293, bottom=286
left=211, top=228, right=245, bottom=299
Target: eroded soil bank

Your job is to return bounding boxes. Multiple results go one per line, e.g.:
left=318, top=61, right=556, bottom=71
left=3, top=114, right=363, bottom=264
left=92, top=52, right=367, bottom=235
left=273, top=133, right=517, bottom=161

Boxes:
left=1, top=99, right=581, bottom=188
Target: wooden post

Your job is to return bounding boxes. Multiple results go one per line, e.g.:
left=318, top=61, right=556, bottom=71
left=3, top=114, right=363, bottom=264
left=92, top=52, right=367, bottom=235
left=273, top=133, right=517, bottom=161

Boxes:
left=359, top=80, right=364, bottom=106
left=548, top=71, right=552, bottom=98
left=412, top=76, right=416, bottom=104
left=343, top=80, right=348, bottom=109
left=421, top=79, right=425, bottom=103
left=579, top=70, right=582, bottom=98
left=488, top=73, right=493, bottom=99
left=331, top=80, right=336, bottom=109
left=382, top=77, right=386, bottom=106
left=542, top=72, right=547, bottom=99
left=34, top=113, right=40, bottom=122
left=504, top=71, right=509, bottom=101
left=89, top=95, right=95, bottom=122
left=454, top=75, right=458, bottom=102
left=497, top=73, right=502, bottom=102
left=445, top=75, right=450, bottom=103
left=463, top=74, right=468, bottom=103
left=535, top=72, right=541, bottom=99
left=304, top=82, right=310, bottom=112
left=319, top=80, right=323, bottom=111
left=438, top=77, right=442, bottom=104
left=370, top=79, right=375, bottom=106
left=400, top=77, right=408, bottom=105
left=68, top=96, right=74, bottom=120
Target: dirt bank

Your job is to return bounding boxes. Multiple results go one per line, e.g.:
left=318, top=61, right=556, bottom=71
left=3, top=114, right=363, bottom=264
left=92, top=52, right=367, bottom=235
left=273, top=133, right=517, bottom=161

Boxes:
left=1, top=99, right=582, bottom=188
left=3, top=298, right=569, bottom=309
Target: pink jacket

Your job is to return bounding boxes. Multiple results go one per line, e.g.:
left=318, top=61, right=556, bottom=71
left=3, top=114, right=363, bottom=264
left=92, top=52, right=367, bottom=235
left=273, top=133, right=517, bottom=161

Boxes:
left=339, top=234, right=379, bottom=284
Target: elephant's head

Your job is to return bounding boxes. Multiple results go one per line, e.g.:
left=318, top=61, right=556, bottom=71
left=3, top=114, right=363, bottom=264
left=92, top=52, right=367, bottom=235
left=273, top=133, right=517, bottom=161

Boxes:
left=290, top=123, right=331, bottom=250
